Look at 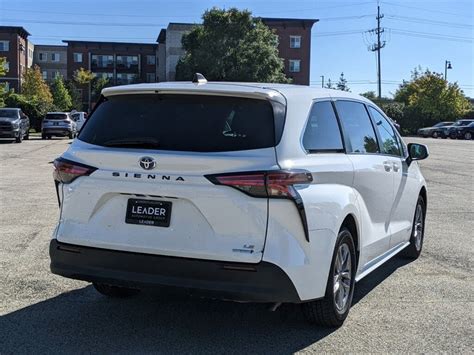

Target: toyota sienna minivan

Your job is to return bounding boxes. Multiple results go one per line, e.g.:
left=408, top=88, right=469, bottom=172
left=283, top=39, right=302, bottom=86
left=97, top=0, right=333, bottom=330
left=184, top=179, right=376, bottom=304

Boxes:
left=50, top=77, right=429, bottom=327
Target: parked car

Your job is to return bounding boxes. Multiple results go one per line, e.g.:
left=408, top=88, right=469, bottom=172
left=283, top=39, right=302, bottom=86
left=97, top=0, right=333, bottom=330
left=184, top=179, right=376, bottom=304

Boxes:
left=445, top=119, right=474, bottom=139
left=454, top=121, right=474, bottom=140
left=42, top=112, right=77, bottom=139
left=70, top=111, right=88, bottom=131
left=50, top=78, right=429, bottom=327
left=417, top=121, right=454, bottom=138
left=0, top=108, right=30, bottom=143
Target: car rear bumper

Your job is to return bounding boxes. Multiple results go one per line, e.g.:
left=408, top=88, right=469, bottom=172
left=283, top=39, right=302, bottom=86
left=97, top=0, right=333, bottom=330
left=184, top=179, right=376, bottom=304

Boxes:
left=42, top=128, right=72, bottom=136
left=49, top=239, right=301, bottom=303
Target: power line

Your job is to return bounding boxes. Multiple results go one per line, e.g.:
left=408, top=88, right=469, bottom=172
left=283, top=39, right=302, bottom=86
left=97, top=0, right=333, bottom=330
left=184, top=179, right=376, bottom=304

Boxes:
left=1, top=19, right=169, bottom=27
left=382, top=1, right=473, bottom=18
left=387, top=28, right=473, bottom=43
left=385, top=14, right=473, bottom=29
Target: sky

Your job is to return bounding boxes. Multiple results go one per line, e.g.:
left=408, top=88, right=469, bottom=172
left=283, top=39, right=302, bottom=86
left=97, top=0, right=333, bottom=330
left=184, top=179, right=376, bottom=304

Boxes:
left=1, top=0, right=473, bottom=97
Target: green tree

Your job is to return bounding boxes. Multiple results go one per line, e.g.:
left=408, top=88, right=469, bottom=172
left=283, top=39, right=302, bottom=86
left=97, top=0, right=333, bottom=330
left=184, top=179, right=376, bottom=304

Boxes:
left=394, top=68, right=470, bottom=130
left=64, top=79, right=83, bottom=111
left=73, top=67, right=95, bottom=85
left=92, top=76, right=111, bottom=100
left=336, top=72, right=350, bottom=92
left=361, top=91, right=377, bottom=100
left=50, top=75, right=72, bottom=111
left=21, top=65, right=53, bottom=106
left=325, top=78, right=334, bottom=89
left=176, top=8, right=289, bottom=83
left=0, top=57, right=7, bottom=107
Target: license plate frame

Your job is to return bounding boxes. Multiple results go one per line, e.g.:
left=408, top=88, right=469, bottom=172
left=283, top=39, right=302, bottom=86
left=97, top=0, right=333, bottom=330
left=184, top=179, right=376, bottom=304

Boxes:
left=125, top=198, right=172, bottom=227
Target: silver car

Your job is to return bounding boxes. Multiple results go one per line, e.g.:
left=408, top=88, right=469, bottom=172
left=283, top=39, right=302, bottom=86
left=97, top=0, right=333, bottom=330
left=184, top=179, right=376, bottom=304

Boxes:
left=42, top=112, right=77, bottom=140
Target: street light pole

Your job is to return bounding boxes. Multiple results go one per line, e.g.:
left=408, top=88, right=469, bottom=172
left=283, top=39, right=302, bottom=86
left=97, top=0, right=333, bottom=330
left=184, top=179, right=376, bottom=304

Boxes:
left=444, top=60, right=452, bottom=81
left=320, top=75, right=325, bottom=88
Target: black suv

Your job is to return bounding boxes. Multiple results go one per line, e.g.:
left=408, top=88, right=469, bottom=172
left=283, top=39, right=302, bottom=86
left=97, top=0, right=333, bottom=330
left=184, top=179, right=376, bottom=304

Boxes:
left=0, top=108, right=30, bottom=143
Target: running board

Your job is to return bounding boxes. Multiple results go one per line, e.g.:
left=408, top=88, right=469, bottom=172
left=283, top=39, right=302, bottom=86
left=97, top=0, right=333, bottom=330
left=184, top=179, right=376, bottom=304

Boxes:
left=355, top=242, right=410, bottom=282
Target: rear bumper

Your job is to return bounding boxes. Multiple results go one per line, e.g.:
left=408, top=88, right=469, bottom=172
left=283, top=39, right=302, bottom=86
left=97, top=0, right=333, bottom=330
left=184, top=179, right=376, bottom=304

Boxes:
left=49, top=239, right=301, bottom=303
left=42, top=128, right=72, bottom=136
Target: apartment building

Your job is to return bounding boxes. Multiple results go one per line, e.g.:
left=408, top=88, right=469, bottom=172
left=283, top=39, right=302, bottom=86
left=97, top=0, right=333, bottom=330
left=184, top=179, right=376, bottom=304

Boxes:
left=33, top=44, right=67, bottom=82
left=0, top=26, right=33, bottom=92
left=63, top=40, right=158, bottom=107
left=157, top=18, right=317, bottom=85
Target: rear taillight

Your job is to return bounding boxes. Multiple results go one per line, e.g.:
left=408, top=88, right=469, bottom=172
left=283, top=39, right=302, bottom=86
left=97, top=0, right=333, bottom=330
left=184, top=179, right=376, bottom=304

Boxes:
left=206, top=170, right=313, bottom=241
left=53, top=158, right=97, bottom=184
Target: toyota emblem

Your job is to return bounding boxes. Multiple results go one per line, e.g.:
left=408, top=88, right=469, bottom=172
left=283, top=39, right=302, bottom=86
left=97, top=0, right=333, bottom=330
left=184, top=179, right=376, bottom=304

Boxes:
left=139, top=156, right=156, bottom=170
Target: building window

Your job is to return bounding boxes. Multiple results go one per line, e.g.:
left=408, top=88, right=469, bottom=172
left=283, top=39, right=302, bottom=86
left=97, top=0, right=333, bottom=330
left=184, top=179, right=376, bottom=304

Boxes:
left=95, top=72, right=114, bottom=80
left=146, top=55, right=156, bottom=65
left=73, top=53, right=83, bottom=63
left=28, top=48, right=33, bottom=58
left=146, top=73, right=156, bottom=82
left=3, top=61, right=9, bottom=73
left=116, top=73, right=137, bottom=85
left=91, top=55, right=114, bottom=68
left=51, top=53, right=60, bottom=62
left=4, top=82, right=9, bottom=91
left=0, top=41, right=9, bottom=51
left=290, top=36, right=301, bottom=49
left=289, top=59, right=301, bottom=73
left=116, top=55, right=139, bottom=69
left=39, top=52, right=47, bottom=61
left=42, top=71, right=48, bottom=80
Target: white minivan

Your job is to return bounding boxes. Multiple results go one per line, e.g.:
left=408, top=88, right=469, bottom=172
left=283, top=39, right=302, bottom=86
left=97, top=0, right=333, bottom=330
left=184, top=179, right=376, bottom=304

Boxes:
left=50, top=78, right=428, bottom=327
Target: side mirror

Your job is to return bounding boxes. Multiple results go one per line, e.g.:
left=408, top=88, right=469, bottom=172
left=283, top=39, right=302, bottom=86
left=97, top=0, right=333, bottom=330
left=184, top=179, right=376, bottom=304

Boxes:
left=407, top=143, right=429, bottom=165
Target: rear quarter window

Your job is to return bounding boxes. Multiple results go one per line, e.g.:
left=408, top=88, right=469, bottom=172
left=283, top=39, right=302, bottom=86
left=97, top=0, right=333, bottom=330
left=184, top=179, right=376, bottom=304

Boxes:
left=302, top=101, right=344, bottom=152
left=79, top=94, right=277, bottom=152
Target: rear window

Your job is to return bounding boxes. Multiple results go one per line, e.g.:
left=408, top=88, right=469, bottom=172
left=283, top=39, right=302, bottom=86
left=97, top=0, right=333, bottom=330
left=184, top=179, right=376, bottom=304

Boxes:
left=46, top=114, right=68, bottom=120
left=79, top=94, right=278, bottom=152
left=0, top=109, right=19, bottom=118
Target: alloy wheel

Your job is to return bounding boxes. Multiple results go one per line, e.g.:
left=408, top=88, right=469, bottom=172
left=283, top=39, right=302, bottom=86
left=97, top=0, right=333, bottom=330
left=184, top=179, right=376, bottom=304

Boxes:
left=333, top=243, right=352, bottom=313
left=465, top=132, right=472, bottom=140
left=413, top=204, right=424, bottom=251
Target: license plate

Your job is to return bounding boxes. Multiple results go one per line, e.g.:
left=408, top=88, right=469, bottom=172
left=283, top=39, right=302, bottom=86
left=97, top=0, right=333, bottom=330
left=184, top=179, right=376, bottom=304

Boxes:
left=125, top=199, right=172, bottom=227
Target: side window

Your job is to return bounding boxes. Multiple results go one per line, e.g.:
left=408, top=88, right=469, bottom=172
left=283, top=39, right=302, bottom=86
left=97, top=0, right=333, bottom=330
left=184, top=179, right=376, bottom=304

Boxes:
left=302, top=101, right=344, bottom=152
left=335, top=101, right=379, bottom=154
left=368, top=107, right=401, bottom=156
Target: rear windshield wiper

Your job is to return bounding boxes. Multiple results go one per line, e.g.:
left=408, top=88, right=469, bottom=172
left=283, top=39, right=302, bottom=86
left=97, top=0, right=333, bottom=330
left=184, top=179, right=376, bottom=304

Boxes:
left=102, top=138, right=161, bottom=148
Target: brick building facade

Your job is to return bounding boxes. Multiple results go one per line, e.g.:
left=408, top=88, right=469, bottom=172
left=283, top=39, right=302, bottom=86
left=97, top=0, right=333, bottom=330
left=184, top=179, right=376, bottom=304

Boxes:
left=0, top=26, right=32, bottom=92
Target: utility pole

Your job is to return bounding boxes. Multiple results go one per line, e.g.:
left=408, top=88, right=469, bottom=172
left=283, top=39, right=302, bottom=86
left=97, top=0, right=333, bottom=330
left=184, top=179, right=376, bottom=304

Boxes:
left=368, top=4, right=385, bottom=99
left=320, top=75, right=325, bottom=88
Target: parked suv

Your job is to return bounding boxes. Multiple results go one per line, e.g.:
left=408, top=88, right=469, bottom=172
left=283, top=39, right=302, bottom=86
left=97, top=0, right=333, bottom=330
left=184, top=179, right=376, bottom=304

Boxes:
left=445, top=119, right=474, bottom=139
left=0, top=108, right=30, bottom=143
left=70, top=111, right=88, bottom=131
left=49, top=79, right=429, bottom=327
left=42, top=112, right=77, bottom=139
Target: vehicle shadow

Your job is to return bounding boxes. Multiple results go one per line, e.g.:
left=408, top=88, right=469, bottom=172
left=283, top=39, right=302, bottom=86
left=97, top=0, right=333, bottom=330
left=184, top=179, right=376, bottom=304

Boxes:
left=1, top=257, right=413, bottom=354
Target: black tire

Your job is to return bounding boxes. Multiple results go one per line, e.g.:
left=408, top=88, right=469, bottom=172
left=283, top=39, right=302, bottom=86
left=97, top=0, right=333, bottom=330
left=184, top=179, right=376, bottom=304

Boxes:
left=24, top=130, right=30, bottom=140
left=431, top=131, right=439, bottom=138
left=93, top=282, right=140, bottom=298
left=302, top=228, right=356, bottom=327
left=401, top=195, right=426, bottom=259
left=449, top=132, right=457, bottom=139
left=41, top=133, right=46, bottom=140
left=15, top=131, right=23, bottom=143
left=464, top=132, right=472, bottom=140
left=47, top=135, right=52, bottom=140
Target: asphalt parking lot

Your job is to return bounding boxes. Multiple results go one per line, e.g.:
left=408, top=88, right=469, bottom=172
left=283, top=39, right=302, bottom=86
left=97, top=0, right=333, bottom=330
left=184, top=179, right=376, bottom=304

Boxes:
left=0, top=136, right=472, bottom=353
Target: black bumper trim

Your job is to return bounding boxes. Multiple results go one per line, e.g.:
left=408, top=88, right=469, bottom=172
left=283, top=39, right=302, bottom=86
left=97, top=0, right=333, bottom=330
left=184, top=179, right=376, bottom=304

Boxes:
left=49, top=240, right=301, bottom=303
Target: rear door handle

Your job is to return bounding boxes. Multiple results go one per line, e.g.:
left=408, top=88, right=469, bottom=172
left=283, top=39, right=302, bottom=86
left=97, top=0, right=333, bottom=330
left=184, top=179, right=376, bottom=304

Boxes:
left=383, top=162, right=392, bottom=172
left=393, top=163, right=400, bottom=172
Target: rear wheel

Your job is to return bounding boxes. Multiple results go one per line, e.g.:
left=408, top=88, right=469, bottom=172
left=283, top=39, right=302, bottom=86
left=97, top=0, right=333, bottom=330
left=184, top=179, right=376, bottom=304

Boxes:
left=93, top=282, right=140, bottom=298
left=302, top=228, right=356, bottom=327
left=24, top=130, right=29, bottom=140
left=68, top=131, right=74, bottom=139
left=15, top=131, right=23, bottom=143
left=432, top=131, right=439, bottom=138
left=464, top=132, right=472, bottom=140
left=41, top=133, right=46, bottom=140
left=401, top=196, right=425, bottom=259
left=449, top=132, right=457, bottom=139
